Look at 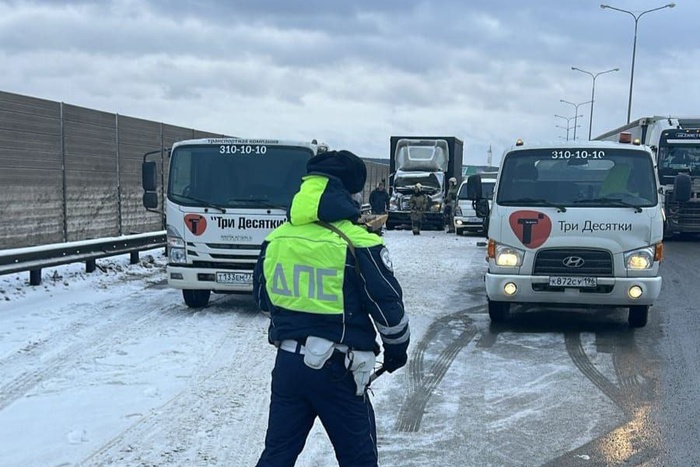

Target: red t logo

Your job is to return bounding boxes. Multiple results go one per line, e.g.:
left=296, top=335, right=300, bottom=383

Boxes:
left=184, top=214, right=207, bottom=236
left=509, top=210, right=551, bottom=248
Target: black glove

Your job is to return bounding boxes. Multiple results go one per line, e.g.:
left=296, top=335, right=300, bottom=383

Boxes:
left=382, top=346, right=408, bottom=373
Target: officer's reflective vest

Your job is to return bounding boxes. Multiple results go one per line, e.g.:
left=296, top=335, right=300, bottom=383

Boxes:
left=263, top=219, right=380, bottom=314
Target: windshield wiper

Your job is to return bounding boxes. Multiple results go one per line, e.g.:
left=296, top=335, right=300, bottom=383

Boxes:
left=175, top=194, right=227, bottom=213
left=499, top=198, right=567, bottom=212
left=228, top=197, right=286, bottom=210
left=573, top=197, right=643, bottom=213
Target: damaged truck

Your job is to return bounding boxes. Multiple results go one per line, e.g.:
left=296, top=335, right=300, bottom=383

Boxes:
left=386, top=136, right=464, bottom=231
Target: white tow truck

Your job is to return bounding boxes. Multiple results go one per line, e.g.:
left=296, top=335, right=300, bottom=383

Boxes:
left=466, top=139, right=663, bottom=328
left=142, top=138, right=328, bottom=307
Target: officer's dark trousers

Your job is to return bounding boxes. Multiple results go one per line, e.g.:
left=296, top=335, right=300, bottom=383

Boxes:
left=256, top=348, right=378, bottom=467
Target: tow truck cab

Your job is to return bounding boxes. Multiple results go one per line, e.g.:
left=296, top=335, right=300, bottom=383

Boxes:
left=466, top=139, right=663, bottom=328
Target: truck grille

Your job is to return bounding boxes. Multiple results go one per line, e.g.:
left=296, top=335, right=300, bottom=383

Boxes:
left=665, top=200, right=700, bottom=228
left=186, top=241, right=260, bottom=270
left=191, top=261, right=255, bottom=271
left=533, top=248, right=613, bottom=276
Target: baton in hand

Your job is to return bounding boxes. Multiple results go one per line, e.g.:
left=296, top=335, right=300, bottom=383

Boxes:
left=369, top=366, right=386, bottom=384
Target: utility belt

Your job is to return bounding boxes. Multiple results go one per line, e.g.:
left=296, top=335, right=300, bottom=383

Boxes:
left=278, top=336, right=376, bottom=396
left=279, top=339, right=349, bottom=356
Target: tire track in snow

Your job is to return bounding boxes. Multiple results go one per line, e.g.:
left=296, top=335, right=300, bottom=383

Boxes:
left=545, top=331, right=660, bottom=466
left=395, top=305, right=481, bottom=432
left=565, top=332, right=622, bottom=407
left=78, top=308, right=270, bottom=467
left=0, top=288, right=178, bottom=411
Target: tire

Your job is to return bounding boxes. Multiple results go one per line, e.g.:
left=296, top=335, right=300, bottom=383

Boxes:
left=183, top=289, right=211, bottom=308
left=488, top=300, right=510, bottom=322
left=673, top=173, right=692, bottom=202
left=456, top=228, right=464, bottom=236
left=628, top=305, right=648, bottom=328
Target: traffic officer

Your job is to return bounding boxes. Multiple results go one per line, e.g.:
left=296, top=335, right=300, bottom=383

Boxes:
left=253, top=149, right=410, bottom=467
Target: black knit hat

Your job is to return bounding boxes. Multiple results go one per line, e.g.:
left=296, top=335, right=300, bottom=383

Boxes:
left=306, top=150, right=367, bottom=194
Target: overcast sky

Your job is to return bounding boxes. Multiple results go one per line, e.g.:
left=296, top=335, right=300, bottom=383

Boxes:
left=1, top=0, right=696, bottom=165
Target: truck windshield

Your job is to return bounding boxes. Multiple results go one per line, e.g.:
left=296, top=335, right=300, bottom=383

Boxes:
left=167, top=144, right=313, bottom=210
left=496, top=148, right=658, bottom=209
left=393, top=172, right=442, bottom=194
left=658, top=144, right=700, bottom=176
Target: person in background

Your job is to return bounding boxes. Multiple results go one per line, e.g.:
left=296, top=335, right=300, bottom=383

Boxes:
left=409, top=183, right=430, bottom=235
left=253, top=149, right=410, bottom=467
left=369, top=181, right=390, bottom=215
left=444, top=177, right=458, bottom=233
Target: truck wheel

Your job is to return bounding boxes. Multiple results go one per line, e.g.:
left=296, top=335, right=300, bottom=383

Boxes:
left=673, top=173, right=692, bottom=202
left=183, top=289, right=211, bottom=308
left=628, top=305, right=648, bottom=328
left=488, top=300, right=510, bottom=322
left=456, top=228, right=464, bottom=236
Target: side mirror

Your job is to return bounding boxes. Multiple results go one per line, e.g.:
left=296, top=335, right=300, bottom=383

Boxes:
left=475, top=199, right=490, bottom=218
left=466, top=174, right=483, bottom=200
left=142, top=161, right=158, bottom=192
left=143, top=191, right=158, bottom=209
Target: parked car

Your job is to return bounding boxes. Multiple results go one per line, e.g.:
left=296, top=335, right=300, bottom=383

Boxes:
left=454, top=172, right=496, bottom=235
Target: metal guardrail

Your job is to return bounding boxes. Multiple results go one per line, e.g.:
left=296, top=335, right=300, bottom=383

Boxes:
left=3, top=206, right=368, bottom=287
left=0, top=231, right=167, bottom=285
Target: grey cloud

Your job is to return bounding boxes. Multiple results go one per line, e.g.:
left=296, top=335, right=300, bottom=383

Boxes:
left=1, top=0, right=695, bottom=164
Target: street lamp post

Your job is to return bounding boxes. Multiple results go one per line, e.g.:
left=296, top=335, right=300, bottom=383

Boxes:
left=571, top=67, right=619, bottom=139
left=600, top=3, right=675, bottom=123
left=556, top=125, right=570, bottom=141
left=556, top=124, right=582, bottom=141
left=559, top=100, right=592, bottom=140
left=555, top=114, right=583, bottom=141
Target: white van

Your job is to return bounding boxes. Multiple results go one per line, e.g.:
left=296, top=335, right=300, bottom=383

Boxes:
left=454, top=172, right=496, bottom=235
left=466, top=139, right=663, bottom=328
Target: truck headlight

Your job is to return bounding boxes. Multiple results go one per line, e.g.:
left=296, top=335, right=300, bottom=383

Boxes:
left=169, top=247, right=187, bottom=264
left=431, top=203, right=442, bottom=212
left=166, top=226, right=187, bottom=265
left=495, top=244, right=524, bottom=267
left=624, top=247, right=654, bottom=270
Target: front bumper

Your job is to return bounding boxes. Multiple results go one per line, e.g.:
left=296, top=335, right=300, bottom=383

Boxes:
left=666, top=217, right=700, bottom=234
left=167, top=265, right=253, bottom=292
left=485, top=273, right=662, bottom=307
left=454, top=215, right=484, bottom=231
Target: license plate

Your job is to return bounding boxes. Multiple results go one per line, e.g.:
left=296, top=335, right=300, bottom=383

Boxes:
left=466, top=217, right=481, bottom=223
left=548, top=276, right=597, bottom=288
left=216, top=272, right=253, bottom=285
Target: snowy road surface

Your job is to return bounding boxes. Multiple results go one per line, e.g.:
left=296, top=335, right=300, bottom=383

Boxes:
left=1, top=231, right=655, bottom=466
